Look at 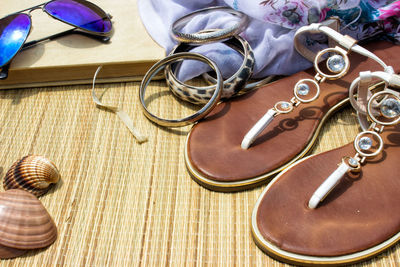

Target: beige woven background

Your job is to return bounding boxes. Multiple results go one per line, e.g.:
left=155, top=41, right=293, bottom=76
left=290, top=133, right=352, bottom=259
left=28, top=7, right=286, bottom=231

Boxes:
left=0, top=80, right=399, bottom=266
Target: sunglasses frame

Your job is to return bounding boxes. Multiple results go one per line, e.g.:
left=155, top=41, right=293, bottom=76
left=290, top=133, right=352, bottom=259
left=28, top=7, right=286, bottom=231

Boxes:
left=0, top=0, right=113, bottom=79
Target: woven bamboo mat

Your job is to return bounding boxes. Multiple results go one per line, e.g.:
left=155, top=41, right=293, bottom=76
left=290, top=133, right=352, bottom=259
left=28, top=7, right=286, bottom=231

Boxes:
left=0, top=80, right=398, bottom=266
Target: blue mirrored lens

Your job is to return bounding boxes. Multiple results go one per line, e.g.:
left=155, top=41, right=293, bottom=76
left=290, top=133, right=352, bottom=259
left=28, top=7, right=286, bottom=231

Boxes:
left=45, top=0, right=112, bottom=33
left=0, top=14, right=31, bottom=67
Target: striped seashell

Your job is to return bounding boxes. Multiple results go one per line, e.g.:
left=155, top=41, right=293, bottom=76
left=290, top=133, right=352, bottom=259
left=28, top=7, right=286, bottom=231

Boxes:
left=3, top=155, right=60, bottom=197
left=0, top=189, right=57, bottom=257
left=0, top=244, right=26, bottom=259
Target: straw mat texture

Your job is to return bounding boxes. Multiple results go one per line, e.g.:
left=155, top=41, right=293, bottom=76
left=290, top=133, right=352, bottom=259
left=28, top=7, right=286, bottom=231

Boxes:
left=0, top=80, right=398, bottom=266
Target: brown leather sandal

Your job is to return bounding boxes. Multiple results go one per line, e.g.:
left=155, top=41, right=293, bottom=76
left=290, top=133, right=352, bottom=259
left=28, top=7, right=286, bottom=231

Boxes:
left=251, top=71, right=400, bottom=265
left=185, top=21, right=400, bottom=191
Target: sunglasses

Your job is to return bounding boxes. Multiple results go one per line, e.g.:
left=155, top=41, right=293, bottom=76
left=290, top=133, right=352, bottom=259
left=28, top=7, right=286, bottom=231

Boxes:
left=0, top=0, right=113, bottom=79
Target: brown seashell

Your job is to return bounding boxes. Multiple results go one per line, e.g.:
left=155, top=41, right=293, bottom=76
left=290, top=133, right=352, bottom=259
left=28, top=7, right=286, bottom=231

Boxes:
left=3, top=155, right=60, bottom=197
left=0, top=189, right=57, bottom=252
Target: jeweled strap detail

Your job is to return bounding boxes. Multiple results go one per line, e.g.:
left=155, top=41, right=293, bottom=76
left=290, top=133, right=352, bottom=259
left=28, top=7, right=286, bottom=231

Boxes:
left=349, top=71, right=400, bottom=130
left=241, top=21, right=396, bottom=150
left=308, top=72, right=400, bottom=209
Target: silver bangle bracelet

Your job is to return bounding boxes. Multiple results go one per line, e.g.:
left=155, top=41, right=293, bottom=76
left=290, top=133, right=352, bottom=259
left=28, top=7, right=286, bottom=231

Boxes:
left=165, top=35, right=254, bottom=104
left=139, top=52, right=223, bottom=127
left=171, top=6, right=249, bottom=44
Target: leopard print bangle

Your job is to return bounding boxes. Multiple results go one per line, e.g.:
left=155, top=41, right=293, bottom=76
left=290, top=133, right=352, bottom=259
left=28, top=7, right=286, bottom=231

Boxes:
left=165, top=35, right=255, bottom=104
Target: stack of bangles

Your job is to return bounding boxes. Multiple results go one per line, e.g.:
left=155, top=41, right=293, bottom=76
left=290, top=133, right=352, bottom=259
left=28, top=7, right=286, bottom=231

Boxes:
left=139, top=6, right=272, bottom=127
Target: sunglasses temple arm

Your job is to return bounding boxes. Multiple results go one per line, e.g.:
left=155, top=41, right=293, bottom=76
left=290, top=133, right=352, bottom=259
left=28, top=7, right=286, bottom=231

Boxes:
left=22, top=28, right=110, bottom=51
left=73, top=31, right=111, bottom=43
left=0, top=64, right=10, bottom=80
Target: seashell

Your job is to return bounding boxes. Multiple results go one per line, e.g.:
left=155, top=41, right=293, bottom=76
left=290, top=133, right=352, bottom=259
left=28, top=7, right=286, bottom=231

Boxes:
left=3, top=155, right=60, bottom=197
left=0, top=244, right=26, bottom=259
left=0, top=189, right=57, bottom=254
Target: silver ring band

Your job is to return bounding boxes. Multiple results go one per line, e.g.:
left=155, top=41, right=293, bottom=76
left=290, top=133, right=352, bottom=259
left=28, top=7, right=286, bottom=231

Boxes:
left=139, top=52, right=223, bottom=127
left=165, top=35, right=254, bottom=104
left=171, top=6, right=249, bottom=44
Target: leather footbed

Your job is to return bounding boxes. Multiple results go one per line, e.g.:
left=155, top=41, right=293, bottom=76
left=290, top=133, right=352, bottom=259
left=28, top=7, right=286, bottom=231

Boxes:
left=187, top=42, right=400, bottom=185
left=253, top=124, right=400, bottom=262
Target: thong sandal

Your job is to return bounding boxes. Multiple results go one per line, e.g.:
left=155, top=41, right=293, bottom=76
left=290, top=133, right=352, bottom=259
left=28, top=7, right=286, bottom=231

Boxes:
left=185, top=20, right=400, bottom=191
left=251, top=71, right=400, bottom=265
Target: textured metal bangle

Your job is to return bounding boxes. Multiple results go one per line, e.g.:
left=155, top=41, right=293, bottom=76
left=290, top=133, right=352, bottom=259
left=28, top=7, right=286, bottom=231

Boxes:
left=171, top=6, right=249, bottom=44
left=139, top=52, right=223, bottom=127
left=165, top=35, right=254, bottom=104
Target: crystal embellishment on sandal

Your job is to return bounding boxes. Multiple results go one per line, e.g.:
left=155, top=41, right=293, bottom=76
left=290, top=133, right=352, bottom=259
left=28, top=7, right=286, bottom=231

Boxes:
left=380, top=98, right=400, bottom=118
left=327, top=54, right=346, bottom=73
left=296, top=83, right=310, bottom=96
left=278, top=101, right=291, bottom=110
left=358, top=136, right=372, bottom=150
left=241, top=47, right=350, bottom=150
left=348, top=157, right=359, bottom=167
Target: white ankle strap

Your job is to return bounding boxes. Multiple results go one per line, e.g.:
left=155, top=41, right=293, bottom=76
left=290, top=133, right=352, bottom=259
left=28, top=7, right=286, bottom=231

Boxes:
left=349, top=71, right=400, bottom=130
left=295, top=20, right=396, bottom=131
left=294, top=20, right=392, bottom=72
left=294, top=19, right=340, bottom=62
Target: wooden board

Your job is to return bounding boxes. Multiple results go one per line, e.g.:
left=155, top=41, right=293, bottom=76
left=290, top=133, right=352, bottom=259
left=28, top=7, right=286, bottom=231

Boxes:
left=0, top=0, right=165, bottom=89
